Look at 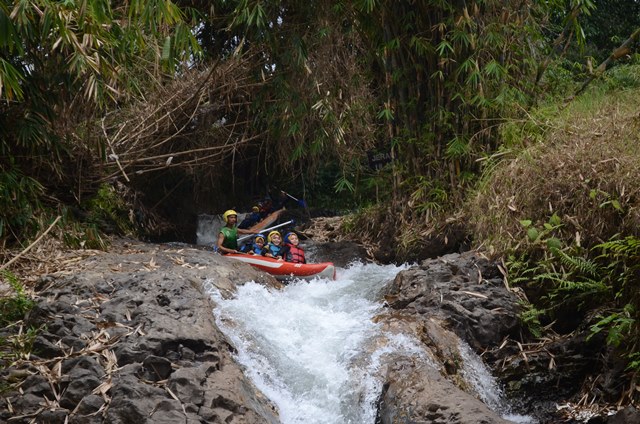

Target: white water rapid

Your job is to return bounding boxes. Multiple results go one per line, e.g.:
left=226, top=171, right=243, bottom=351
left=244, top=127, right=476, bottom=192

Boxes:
left=204, top=261, right=534, bottom=424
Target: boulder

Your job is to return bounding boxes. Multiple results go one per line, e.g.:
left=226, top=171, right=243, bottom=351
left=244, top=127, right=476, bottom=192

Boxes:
left=1, top=240, right=280, bottom=424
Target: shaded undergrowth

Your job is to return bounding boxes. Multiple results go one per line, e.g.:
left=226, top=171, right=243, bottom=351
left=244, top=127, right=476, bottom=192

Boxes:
left=467, top=67, right=640, bottom=403
left=0, top=271, right=38, bottom=386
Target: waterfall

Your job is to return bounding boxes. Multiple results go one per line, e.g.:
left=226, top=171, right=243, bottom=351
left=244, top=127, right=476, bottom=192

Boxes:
left=205, top=262, right=410, bottom=423
left=196, top=212, right=248, bottom=246
left=204, top=261, right=535, bottom=424
left=459, top=341, right=536, bottom=423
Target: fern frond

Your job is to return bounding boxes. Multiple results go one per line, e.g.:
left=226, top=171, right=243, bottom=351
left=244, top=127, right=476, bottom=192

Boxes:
left=555, top=249, right=600, bottom=277
left=597, top=236, right=640, bottom=257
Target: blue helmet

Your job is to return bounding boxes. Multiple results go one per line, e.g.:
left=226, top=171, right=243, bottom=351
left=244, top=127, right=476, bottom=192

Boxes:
left=254, top=233, right=266, bottom=243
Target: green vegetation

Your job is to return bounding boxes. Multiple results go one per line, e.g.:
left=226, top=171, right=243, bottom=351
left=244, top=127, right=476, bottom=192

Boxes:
left=0, top=166, right=43, bottom=243
left=0, top=271, right=38, bottom=375
left=0, top=271, right=35, bottom=326
left=0, top=0, right=199, bottom=246
left=468, top=63, right=640, bottom=393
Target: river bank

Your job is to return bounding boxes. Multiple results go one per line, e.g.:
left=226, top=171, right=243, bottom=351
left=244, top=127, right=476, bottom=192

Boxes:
left=1, top=233, right=638, bottom=423
left=1, top=239, right=282, bottom=423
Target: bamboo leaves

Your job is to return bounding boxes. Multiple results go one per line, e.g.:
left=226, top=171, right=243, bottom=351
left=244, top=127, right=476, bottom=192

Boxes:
left=0, top=58, right=24, bottom=100
left=0, top=0, right=200, bottom=243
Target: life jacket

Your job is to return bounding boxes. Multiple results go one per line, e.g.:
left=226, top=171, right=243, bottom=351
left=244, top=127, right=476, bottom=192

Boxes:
left=266, top=243, right=284, bottom=258
left=285, top=243, right=306, bottom=264
left=250, top=243, right=266, bottom=255
left=219, top=226, right=238, bottom=250
left=240, top=239, right=266, bottom=255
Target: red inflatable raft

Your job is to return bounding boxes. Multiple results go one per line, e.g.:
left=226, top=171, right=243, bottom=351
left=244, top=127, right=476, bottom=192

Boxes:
left=226, top=254, right=336, bottom=281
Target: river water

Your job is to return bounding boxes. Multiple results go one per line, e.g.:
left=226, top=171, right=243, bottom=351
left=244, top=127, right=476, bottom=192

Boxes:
left=204, top=260, right=534, bottom=424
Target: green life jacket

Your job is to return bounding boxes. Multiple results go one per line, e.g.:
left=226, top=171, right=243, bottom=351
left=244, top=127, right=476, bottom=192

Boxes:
left=220, top=226, right=238, bottom=250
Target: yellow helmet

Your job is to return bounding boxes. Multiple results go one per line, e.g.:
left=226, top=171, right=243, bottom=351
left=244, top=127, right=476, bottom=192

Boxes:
left=267, top=230, right=281, bottom=242
left=223, top=209, right=238, bottom=223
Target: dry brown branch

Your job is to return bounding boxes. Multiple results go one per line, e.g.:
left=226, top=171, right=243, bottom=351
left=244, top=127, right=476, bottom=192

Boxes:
left=96, top=53, right=265, bottom=185
left=570, top=27, right=640, bottom=100
left=0, top=216, right=61, bottom=271
left=101, top=118, right=130, bottom=182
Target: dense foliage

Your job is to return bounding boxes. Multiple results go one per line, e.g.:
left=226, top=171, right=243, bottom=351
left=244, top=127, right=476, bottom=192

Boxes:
left=468, top=65, right=640, bottom=402
left=3, top=0, right=635, bottom=242
left=0, top=0, right=199, bottom=244
left=1, top=0, right=639, bottom=402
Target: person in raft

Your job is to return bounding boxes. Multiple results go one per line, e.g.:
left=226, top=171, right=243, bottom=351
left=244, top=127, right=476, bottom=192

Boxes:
left=238, top=205, right=262, bottom=229
left=239, top=233, right=267, bottom=256
left=265, top=230, right=286, bottom=261
left=283, top=232, right=306, bottom=263
left=216, top=209, right=254, bottom=255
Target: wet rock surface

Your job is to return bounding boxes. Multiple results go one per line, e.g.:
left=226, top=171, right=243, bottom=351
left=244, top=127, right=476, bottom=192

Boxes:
left=382, top=252, right=521, bottom=351
left=372, top=252, right=521, bottom=423
left=2, top=240, right=635, bottom=424
left=378, top=251, right=636, bottom=424
left=0, top=239, right=281, bottom=424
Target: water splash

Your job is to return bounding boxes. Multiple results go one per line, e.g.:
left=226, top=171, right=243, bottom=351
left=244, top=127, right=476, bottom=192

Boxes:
left=196, top=212, right=248, bottom=246
left=206, top=262, right=410, bottom=423
left=206, top=261, right=534, bottom=424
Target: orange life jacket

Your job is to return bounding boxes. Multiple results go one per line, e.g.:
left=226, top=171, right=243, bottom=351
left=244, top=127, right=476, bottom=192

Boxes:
left=285, top=243, right=306, bottom=264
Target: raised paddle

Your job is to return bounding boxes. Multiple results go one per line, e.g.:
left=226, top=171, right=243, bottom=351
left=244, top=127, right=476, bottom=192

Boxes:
left=282, top=191, right=307, bottom=208
left=237, top=220, right=295, bottom=242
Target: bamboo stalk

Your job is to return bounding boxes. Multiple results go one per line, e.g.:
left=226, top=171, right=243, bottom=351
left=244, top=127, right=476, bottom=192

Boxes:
left=0, top=216, right=62, bottom=271
left=571, top=27, right=640, bottom=99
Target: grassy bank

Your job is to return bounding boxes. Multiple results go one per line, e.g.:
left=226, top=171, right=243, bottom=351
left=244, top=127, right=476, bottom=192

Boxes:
left=467, top=63, right=640, bottom=403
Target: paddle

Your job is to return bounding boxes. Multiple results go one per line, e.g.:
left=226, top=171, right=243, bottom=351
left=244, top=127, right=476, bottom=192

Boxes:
left=282, top=191, right=307, bottom=208
left=238, top=220, right=295, bottom=242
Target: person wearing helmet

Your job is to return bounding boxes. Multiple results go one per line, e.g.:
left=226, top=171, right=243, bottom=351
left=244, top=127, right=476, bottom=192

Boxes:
left=283, top=232, right=306, bottom=264
left=240, top=233, right=266, bottom=256
left=264, top=230, right=285, bottom=260
left=238, top=205, right=262, bottom=229
left=217, top=209, right=253, bottom=254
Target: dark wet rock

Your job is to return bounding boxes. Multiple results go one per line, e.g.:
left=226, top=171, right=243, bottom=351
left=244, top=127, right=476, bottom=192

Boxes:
left=375, top=252, right=522, bottom=421
left=20, top=374, right=54, bottom=398
left=9, top=393, right=46, bottom=417
left=307, top=241, right=369, bottom=267
left=61, top=335, right=86, bottom=351
left=382, top=252, right=522, bottom=351
left=168, top=366, right=206, bottom=405
left=31, top=335, right=66, bottom=358
left=60, top=371, right=102, bottom=409
left=140, top=355, right=173, bottom=381
left=37, top=409, right=71, bottom=423
left=607, top=406, right=640, bottom=423
left=376, top=355, right=511, bottom=424
left=72, top=393, right=104, bottom=415
left=1, top=240, right=281, bottom=424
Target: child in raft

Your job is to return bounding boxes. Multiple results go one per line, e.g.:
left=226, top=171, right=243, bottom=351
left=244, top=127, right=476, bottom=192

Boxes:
left=265, top=231, right=286, bottom=261
left=240, top=233, right=267, bottom=256
left=283, top=232, right=306, bottom=263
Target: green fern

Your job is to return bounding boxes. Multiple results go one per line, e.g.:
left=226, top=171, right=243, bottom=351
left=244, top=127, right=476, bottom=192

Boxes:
left=554, top=248, right=601, bottom=278
left=597, top=236, right=640, bottom=257
left=519, top=302, right=545, bottom=338
left=589, top=304, right=636, bottom=348
left=509, top=234, right=640, bottom=378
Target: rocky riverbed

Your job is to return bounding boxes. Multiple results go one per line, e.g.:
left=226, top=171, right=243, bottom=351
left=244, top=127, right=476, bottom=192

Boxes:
left=1, top=237, right=638, bottom=423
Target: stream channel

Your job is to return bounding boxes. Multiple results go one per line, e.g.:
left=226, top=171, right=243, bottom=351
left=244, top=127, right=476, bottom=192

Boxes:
left=200, top=236, right=536, bottom=424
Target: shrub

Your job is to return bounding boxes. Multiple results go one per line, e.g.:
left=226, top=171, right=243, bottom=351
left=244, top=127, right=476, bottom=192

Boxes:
left=0, top=271, right=35, bottom=326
